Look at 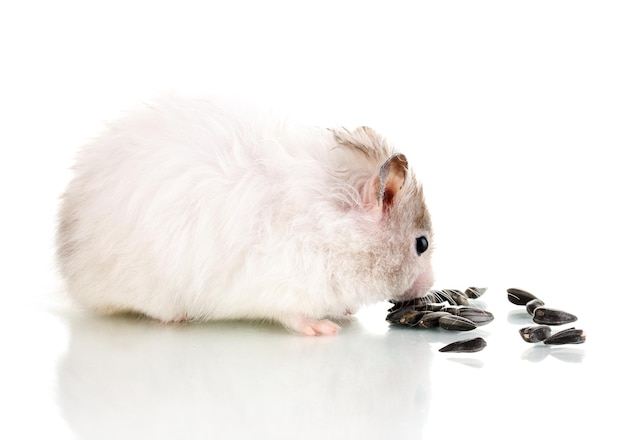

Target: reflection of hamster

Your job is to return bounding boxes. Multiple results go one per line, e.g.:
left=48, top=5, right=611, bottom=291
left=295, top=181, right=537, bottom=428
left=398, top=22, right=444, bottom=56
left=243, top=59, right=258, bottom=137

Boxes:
left=57, top=314, right=433, bottom=439
left=56, top=96, right=434, bottom=335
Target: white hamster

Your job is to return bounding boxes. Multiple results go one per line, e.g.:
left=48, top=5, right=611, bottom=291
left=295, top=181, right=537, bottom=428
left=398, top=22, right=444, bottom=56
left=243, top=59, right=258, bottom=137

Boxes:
left=56, top=95, right=434, bottom=335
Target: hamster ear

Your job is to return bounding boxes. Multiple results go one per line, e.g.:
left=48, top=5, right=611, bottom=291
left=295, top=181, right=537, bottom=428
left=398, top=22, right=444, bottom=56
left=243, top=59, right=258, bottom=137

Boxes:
left=362, top=153, right=408, bottom=212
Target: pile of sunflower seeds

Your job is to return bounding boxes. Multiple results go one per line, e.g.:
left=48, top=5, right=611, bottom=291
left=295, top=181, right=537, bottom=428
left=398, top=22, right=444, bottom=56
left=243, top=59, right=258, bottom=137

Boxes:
left=507, top=288, right=586, bottom=345
left=387, top=286, right=587, bottom=353
left=387, top=287, right=493, bottom=353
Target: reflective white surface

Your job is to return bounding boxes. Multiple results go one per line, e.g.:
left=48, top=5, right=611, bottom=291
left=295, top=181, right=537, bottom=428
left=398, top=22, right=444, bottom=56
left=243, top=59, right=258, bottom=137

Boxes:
left=1, top=288, right=620, bottom=440
left=2, top=1, right=625, bottom=439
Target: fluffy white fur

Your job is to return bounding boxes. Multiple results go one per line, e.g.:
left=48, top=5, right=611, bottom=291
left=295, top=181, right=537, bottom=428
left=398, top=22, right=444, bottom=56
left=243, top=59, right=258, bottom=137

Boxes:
left=57, top=95, right=434, bottom=335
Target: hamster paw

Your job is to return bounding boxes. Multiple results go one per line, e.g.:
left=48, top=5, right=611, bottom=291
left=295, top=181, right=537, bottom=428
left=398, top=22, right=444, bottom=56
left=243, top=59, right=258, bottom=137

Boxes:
left=285, top=316, right=341, bottom=336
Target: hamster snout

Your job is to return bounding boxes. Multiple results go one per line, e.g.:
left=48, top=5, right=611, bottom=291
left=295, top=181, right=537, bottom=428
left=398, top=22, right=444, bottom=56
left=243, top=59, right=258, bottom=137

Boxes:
left=396, top=270, right=435, bottom=302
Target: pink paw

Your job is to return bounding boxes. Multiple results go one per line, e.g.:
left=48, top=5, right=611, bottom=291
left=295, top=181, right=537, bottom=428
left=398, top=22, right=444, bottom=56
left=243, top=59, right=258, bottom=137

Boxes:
left=285, top=316, right=341, bottom=336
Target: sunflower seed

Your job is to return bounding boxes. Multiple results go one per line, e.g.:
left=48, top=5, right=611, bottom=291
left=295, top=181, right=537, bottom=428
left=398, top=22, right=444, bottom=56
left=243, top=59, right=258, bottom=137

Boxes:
left=419, top=294, right=437, bottom=304
left=446, top=289, right=470, bottom=306
left=439, top=337, right=487, bottom=353
left=414, top=302, right=447, bottom=312
left=417, top=311, right=451, bottom=328
left=443, top=306, right=462, bottom=315
left=543, top=327, right=586, bottom=345
left=532, top=307, right=578, bottom=325
left=400, top=310, right=431, bottom=326
left=387, top=296, right=430, bottom=312
left=387, top=309, right=429, bottom=326
left=439, top=315, right=477, bottom=331
left=465, top=287, right=487, bottom=299
left=431, top=289, right=469, bottom=305
left=457, top=307, right=495, bottom=326
left=519, top=325, right=552, bottom=343
left=386, top=306, right=414, bottom=322
left=507, top=288, right=540, bottom=306
left=525, top=298, right=545, bottom=316
left=387, top=301, right=403, bottom=313
left=386, top=300, right=447, bottom=322
left=430, top=289, right=454, bottom=304
left=430, top=289, right=469, bottom=305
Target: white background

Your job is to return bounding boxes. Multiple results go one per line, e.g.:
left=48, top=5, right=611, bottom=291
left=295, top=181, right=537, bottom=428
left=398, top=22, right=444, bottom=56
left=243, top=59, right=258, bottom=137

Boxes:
left=1, top=1, right=625, bottom=439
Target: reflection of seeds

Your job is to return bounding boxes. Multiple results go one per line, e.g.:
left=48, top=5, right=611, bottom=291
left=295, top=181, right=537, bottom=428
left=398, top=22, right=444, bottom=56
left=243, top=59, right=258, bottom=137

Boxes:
left=465, top=287, right=487, bottom=299
left=458, top=308, right=495, bottom=326
left=519, top=325, right=552, bottom=343
left=439, top=337, right=487, bottom=353
left=532, top=307, right=578, bottom=325
left=507, top=288, right=539, bottom=305
left=544, top=327, right=586, bottom=345
left=549, top=350, right=585, bottom=363
left=439, top=315, right=477, bottom=331
left=521, top=346, right=551, bottom=362
left=525, top=298, right=545, bottom=316
left=418, top=311, right=451, bottom=328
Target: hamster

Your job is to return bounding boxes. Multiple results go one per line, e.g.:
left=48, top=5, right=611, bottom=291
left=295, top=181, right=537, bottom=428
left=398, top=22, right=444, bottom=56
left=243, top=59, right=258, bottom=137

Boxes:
left=56, top=95, right=434, bottom=335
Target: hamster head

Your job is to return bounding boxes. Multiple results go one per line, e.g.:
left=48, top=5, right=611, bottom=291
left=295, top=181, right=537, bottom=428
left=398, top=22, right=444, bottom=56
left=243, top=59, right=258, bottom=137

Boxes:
left=332, top=127, right=434, bottom=304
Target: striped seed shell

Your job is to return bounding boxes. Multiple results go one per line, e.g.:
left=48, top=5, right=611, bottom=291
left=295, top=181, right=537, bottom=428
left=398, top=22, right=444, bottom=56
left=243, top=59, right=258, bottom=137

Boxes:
left=439, top=337, right=487, bottom=353
left=525, top=298, right=545, bottom=316
left=387, top=303, right=403, bottom=314
left=398, top=310, right=428, bottom=326
left=532, top=307, right=578, bottom=325
left=417, top=311, right=451, bottom=328
left=419, top=292, right=438, bottom=304
left=413, top=302, right=447, bottom=312
left=457, top=307, right=495, bottom=326
left=543, top=327, right=586, bottom=345
left=431, top=289, right=468, bottom=306
left=465, top=287, right=487, bottom=299
left=446, top=289, right=470, bottom=306
left=387, top=299, right=446, bottom=316
left=519, top=325, right=552, bottom=343
left=507, top=288, right=539, bottom=306
left=386, top=306, right=415, bottom=323
left=387, top=301, right=403, bottom=313
left=398, top=310, right=429, bottom=326
left=430, top=289, right=454, bottom=304
left=443, top=306, right=462, bottom=315
left=388, top=296, right=431, bottom=312
left=386, top=308, right=425, bottom=324
left=439, top=315, right=477, bottom=331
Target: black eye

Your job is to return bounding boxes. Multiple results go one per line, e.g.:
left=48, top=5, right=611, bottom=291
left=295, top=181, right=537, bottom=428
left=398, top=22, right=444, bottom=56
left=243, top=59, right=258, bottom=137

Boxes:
left=415, top=236, right=429, bottom=255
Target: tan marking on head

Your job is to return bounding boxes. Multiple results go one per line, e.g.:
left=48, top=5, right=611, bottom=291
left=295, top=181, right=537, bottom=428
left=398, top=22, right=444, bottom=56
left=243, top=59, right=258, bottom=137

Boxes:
left=414, top=185, right=432, bottom=231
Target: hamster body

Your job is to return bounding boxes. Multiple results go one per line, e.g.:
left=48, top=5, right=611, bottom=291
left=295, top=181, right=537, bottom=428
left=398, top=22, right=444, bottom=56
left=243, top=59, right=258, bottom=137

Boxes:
left=57, top=96, right=434, bottom=335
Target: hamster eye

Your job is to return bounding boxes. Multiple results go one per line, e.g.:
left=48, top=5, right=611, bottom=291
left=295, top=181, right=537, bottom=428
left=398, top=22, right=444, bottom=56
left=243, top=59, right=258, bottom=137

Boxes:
left=415, top=236, right=429, bottom=256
